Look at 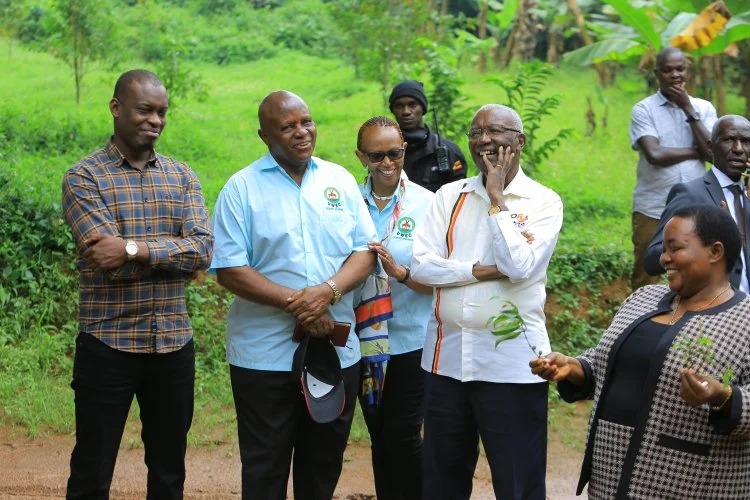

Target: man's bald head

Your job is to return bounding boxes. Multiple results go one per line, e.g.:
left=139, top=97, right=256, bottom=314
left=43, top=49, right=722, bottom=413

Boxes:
left=257, top=90, right=317, bottom=175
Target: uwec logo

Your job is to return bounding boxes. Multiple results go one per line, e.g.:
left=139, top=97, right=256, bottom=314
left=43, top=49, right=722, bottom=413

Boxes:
left=324, top=187, right=343, bottom=210
left=396, top=216, right=416, bottom=238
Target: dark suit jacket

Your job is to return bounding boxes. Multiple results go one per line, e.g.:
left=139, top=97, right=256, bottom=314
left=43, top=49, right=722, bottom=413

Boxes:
left=644, top=169, right=749, bottom=289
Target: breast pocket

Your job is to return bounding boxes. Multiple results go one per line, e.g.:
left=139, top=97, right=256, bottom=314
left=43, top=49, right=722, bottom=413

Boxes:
left=156, top=186, right=185, bottom=236
left=318, top=211, right=356, bottom=258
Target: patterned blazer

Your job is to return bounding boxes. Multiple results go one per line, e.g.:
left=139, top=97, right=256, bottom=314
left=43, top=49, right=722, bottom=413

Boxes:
left=559, top=285, right=750, bottom=499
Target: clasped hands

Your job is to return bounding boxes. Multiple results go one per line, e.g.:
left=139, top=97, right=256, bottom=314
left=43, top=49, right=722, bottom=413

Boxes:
left=285, top=284, right=335, bottom=338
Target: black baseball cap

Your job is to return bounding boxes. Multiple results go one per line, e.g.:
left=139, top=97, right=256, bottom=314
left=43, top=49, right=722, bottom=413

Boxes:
left=292, top=336, right=345, bottom=423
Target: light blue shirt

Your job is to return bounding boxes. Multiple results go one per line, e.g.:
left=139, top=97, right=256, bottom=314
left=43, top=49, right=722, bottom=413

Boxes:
left=211, top=153, right=378, bottom=370
left=359, top=178, right=435, bottom=354
left=630, top=91, right=717, bottom=218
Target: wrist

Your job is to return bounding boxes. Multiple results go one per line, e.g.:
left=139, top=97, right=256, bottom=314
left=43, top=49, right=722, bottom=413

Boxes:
left=325, top=279, right=342, bottom=305
left=710, top=385, right=733, bottom=411
left=397, top=265, right=411, bottom=283
left=685, top=110, right=700, bottom=123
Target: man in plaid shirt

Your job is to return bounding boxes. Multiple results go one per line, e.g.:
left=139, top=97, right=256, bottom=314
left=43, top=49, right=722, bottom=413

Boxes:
left=61, top=69, right=213, bottom=499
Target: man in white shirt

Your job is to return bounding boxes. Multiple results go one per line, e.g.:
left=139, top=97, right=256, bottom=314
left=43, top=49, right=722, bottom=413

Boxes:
left=411, top=104, right=563, bottom=499
left=629, top=47, right=716, bottom=290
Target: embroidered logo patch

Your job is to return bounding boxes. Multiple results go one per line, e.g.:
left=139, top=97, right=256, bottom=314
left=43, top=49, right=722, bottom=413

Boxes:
left=396, top=216, right=416, bottom=238
left=324, top=187, right=343, bottom=210
left=511, top=213, right=528, bottom=229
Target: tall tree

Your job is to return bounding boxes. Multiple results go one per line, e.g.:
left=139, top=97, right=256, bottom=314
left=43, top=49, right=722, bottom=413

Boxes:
left=329, top=0, right=433, bottom=97
left=0, top=0, right=28, bottom=58
left=44, top=0, right=115, bottom=104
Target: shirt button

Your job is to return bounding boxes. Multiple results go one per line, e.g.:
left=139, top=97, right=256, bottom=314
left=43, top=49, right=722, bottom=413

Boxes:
left=147, top=226, right=152, bottom=232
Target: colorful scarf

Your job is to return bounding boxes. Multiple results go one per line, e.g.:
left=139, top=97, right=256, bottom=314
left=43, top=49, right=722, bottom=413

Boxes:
left=354, top=172, right=407, bottom=414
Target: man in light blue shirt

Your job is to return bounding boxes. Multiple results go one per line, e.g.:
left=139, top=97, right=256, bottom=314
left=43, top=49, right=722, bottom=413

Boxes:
left=211, top=90, right=377, bottom=500
left=629, top=47, right=716, bottom=290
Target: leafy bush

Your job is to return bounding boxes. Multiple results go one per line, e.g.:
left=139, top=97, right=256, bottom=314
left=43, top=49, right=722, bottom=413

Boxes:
left=0, top=105, right=106, bottom=156
left=487, top=62, right=575, bottom=176
left=0, top=169, right=77, bottom=350
left=545, top=246, right=632, bottom=355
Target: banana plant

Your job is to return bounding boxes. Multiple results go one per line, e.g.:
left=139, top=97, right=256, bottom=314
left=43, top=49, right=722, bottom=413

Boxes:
left=563, top=0, right=750, bottom=67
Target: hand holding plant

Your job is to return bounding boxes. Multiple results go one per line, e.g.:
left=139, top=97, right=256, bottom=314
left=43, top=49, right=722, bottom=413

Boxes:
left=672, top=320, right=735, bottom=408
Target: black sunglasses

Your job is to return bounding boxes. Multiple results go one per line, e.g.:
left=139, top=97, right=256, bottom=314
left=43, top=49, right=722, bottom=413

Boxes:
left=362, top=148, right=405, bottom=163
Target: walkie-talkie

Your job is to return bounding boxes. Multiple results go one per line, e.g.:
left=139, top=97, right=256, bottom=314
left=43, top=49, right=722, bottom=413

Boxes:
left=432, top=109, right=451, bottom=174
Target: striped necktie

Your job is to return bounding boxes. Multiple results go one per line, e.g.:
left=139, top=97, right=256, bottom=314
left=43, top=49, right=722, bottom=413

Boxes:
left=729, top=184, right=746, bottom=249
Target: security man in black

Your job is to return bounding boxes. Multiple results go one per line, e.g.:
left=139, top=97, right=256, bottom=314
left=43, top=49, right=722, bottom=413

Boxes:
left=389, top=80, right=467, bottom=193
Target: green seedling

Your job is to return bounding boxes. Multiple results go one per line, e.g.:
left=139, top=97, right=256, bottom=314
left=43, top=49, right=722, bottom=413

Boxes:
left=672, top=319, right=735, bottom=386
left=487, top=300, right=543, bottom=358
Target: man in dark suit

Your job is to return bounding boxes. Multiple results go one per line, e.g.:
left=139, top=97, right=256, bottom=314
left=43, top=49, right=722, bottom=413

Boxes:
left=644, top=115, right=750, bottom=293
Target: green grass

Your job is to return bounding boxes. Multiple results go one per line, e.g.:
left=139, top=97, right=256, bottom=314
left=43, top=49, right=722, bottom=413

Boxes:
left=1, top=36, right=747, bottom=444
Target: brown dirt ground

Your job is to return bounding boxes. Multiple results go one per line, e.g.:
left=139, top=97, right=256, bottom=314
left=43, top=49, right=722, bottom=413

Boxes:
left=0, top=411, right=588, bottom=500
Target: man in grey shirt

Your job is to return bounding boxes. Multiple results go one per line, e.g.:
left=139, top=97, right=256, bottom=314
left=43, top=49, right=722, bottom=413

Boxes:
left=629, top=47, right=716, bottom=290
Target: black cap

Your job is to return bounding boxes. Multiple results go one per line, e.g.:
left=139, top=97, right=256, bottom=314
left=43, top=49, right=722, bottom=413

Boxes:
left=292, top=336, right=345, bottom=424
left=389, top=80, right=428, bottom=113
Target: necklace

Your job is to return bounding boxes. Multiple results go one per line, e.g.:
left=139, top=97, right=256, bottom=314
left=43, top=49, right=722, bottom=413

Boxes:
left=372, top=191, right=396, bottom=201
left=669, top=284, right=731, bottom=325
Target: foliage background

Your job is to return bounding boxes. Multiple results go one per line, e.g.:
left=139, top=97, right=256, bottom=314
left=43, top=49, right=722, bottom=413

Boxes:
left=0, top=0, right=746, bottom=441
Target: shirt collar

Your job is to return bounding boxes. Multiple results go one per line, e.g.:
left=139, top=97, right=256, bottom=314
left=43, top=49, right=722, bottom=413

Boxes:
left=656, top=90, right=675, bottom=107
left=712, top=166, right=739, bottom=190
left=260, top=151, right=317, bottom=174
left=105, top=138, right=158, bottom=169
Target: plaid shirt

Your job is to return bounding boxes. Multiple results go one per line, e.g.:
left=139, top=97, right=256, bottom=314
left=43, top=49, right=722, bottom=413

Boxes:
left=62, top=141, right=214, bottom=353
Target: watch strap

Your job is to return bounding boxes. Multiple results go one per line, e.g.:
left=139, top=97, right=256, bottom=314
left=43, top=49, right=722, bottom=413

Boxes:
left=397, top=265, right=411, bottom=283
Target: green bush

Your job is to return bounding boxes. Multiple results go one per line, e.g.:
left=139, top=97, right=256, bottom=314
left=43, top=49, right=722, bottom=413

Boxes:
left=0, top=105, right=106, bottom=156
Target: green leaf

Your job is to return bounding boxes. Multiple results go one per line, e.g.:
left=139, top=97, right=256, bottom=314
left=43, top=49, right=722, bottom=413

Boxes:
left=603, top=0, right=662, bottom=50
left=661, top=12, right=696, bottom=47
left=494, top=330, right=522, bottom=346
left=563, top=38, right=644, bottom=66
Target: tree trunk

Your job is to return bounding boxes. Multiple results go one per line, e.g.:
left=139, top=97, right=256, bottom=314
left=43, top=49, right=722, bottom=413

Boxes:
left=711, top=55, right=726, bottom=116
left=440, top=0, right=449, bottom=17
left=478, top=0, right=488, bottom=73
left=738, top=41, right=750, bottom=118
left=567, top=0, right=609, bottom=86
left=546, top=28, right=562, bottom=65
left=501, top=0, right=524, bottom=66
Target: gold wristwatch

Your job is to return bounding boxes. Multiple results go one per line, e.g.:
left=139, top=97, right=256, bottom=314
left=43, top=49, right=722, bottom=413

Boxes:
left=488, top=205, right=503, bottom=216
left=326, top=279, right=342, bottom=305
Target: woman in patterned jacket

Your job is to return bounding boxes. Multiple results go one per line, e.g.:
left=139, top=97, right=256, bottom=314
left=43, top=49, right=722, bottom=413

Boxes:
left=531, top=204, right=750, bottom=499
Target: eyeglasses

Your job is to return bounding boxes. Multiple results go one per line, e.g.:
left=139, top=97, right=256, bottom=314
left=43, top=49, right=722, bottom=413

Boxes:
left=467, top=126, right=522, bottom=140
left=362, top=148, right=405, bottom=163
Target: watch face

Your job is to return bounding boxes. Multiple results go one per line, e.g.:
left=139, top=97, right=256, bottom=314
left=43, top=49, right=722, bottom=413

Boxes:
left=126, top=241, right=138, bottom=256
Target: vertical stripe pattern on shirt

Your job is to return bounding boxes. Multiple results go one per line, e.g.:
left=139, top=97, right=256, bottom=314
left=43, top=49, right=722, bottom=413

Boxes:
left=431, top=192, right=469, bottom=372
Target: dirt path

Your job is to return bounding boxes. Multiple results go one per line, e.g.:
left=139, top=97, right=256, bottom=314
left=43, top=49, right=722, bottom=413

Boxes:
left=0, top=422, right=587, bottom=499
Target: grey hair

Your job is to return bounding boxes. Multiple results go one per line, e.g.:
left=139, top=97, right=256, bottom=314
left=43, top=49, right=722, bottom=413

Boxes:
left=472, top=104, right=523, bottom=133
left=711, top=114, right=750, bottom=142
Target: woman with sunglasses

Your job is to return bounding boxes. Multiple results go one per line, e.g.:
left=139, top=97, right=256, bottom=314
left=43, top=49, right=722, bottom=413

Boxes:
left=354, top=116, right=435, bottom=500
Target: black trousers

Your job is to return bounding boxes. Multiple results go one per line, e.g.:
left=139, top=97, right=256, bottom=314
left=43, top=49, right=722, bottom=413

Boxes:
left=66, top=332, right=195, bottom=500
left=422, top=372, right=548, bottom=500
left=361, top=349, right=425, bottom=500
left=229, top=362, right=359, bottom=500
